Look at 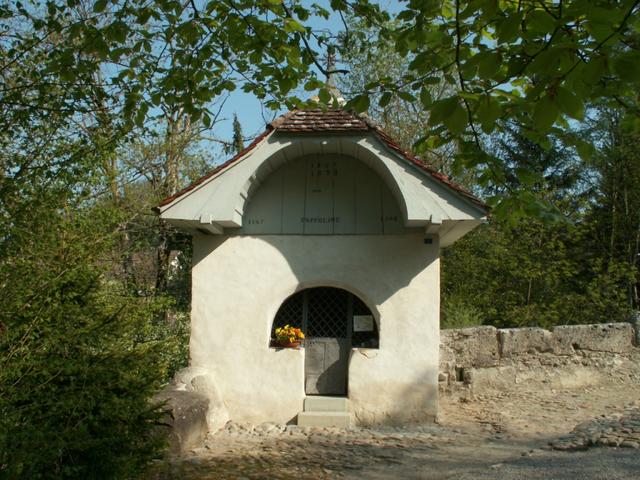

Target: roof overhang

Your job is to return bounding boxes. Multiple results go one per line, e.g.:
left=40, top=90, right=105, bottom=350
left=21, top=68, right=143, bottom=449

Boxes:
left=157, top=109, right=488, bottom=247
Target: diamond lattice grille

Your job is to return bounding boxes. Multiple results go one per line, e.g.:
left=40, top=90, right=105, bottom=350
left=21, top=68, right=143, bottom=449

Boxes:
left=272, top=287, right=377, bottom=346
left=273, top=293, right=303, bottom=330
left=307, top=287, right=348, bottom=338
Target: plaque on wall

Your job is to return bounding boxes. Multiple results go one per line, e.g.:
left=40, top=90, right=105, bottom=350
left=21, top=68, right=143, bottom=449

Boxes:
left=353, top=315, right=375, bottom=332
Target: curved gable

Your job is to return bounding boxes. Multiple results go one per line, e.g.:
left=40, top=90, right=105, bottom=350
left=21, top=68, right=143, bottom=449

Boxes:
left=240, top=153, right=408, bottom=235
left=158, top=109, right=488, bottom=245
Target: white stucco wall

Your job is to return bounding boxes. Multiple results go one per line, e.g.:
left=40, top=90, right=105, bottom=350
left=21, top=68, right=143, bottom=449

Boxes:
left=191, top=233, right=440, bottom=426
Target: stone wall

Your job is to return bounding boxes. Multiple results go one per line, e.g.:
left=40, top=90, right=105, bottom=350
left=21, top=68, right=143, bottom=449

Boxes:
left=440, top=322, right=639, bottom=396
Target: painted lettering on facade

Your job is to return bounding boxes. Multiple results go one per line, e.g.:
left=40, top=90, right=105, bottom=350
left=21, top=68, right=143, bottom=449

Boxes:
left=300, top=217, right=341, bottom=224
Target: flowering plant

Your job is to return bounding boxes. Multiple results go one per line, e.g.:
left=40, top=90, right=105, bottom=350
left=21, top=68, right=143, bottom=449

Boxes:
left=274, top=325, right=305, bottom=344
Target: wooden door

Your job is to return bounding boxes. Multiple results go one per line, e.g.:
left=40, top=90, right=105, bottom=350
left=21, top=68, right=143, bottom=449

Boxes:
left=305, top=337, right=349, bottom=395
left=304, top=288, right=351, bottom=396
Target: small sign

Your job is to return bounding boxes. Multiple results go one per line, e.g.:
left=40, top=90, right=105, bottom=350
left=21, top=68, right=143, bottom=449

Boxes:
left=353, top=315, right=374, bottom=332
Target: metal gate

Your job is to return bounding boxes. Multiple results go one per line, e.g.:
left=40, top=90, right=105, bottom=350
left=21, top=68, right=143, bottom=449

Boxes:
left=273, top=287, right=374, bottom=395
left=304, top=288, right=350, bottom=395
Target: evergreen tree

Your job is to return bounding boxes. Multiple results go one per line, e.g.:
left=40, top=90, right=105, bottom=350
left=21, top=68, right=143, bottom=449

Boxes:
left=232, top=114, right=245, bottom=154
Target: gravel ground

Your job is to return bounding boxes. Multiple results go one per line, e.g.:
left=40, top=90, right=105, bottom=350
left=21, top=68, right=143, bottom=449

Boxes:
left=147, top=363, right=640, bottom=480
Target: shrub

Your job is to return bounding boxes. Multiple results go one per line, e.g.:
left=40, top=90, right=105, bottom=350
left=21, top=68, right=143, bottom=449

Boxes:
left=0, top=209, right=177, bottom=479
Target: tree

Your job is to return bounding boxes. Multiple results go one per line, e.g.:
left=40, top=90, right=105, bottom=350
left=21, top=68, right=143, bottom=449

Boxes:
left=0, top=22, right=183, bottom=477
left=0, top=174, right=177, bottom=478
left=232, top=114, right=245, bottom=154
left=4, top=1, right=640, bottom=217
left=337, top=14, right=459, bottom=177
left=581, top=109, right=640, bottom=310
left=338, top=1, right=640, bottom=214
left=441, top=123, right=634, bottom=328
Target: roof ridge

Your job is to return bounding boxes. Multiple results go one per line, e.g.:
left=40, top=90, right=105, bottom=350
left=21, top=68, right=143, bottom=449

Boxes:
left=268, top=109, right=299, bottom=129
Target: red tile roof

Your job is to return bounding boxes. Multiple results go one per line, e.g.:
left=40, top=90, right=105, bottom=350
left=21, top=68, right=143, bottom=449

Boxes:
left=270, top=109, right=371, bottom=132
left=157, top=108, right=488, bottom=212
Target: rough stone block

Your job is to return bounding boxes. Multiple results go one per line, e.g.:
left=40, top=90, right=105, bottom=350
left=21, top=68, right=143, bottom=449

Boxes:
left=439, top=342, right=457, bottom=381
left=499, top=327, right=555, bottom=357
left=155, top=389, right=210, bottom=455
left=171, top=366, right=229, bottom=432
left=632, top=312, right=640, bottom=346
left=440, top=326, right=500, bottom=368
left=552, top=323, right=634, bottom=354
left=462, top=366, right=517, bottom=390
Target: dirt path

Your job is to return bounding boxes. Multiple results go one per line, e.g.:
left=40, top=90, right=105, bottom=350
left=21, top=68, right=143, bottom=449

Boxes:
left=148, top=377, right=640, bottom=479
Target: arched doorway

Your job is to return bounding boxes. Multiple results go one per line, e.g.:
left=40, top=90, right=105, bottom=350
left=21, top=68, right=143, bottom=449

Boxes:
left=272, top=287, right=378, bottom=395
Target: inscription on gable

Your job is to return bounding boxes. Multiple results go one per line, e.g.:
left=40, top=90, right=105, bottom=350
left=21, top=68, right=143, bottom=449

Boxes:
left=240, top=154, right=406, bottom=235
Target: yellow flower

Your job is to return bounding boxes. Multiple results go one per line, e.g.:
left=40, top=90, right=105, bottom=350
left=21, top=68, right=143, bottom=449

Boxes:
left=274, top=324, right=305, bottom=344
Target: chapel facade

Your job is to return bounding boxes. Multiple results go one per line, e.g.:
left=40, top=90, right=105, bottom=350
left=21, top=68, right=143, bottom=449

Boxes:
left=157, top=107, right=487, bottom=426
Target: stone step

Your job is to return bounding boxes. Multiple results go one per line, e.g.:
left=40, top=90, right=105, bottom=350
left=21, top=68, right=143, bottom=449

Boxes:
left=303, top=396, right=349, bottom=412
left=297, top=411, right=352, bottom=428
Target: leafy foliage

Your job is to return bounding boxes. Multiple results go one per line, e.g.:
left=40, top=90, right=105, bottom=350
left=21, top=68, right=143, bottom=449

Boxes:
left=442, top=117, right=637, bottom=328
left=3, top=1, right=639, bottom=216
left=339, top=0, right=640, bottom=214
left=442, top=219, right=634, bottom=329
left=0, top=16, right=190, bottom=477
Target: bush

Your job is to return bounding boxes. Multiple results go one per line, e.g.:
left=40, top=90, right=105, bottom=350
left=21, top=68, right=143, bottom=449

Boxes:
left=441, top=295, right=483, bottom=329
left=0, top=209, right=178, bottom=479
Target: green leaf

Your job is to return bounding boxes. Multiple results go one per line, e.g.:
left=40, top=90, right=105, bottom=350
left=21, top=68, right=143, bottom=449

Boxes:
left=613, top=52, right=640, bottom=82
left=526, top=10, right=556, bottom=35
left=533, top=96, right=558, bottom=131
left=476, top=97, right=501, bottom=133
left=150, top=92, right=162, bottom=106
left=134, top=102, right=148, bottom=127
left=443, top=102, right=467, bottom=134
left=429, top=96, right=459, bottom=126
left=397, top=10, right=415, bottom=21
left=575, top=140, right=595, bottom=161
left=397, top=91, right=415, bottom=102
left=515, top=167, right=542, bottom=186
left=304, top=79, right=323, bottom=91
left=379, top=92, right=392, bottom=108
left=581, top=56, right=607, bottom=85
left=419, top=88, right=432, bottom=108
left=106, top=21, right=128, bottom=43
left=477, top=51, right=501, bottom=80
left=283, top=18, right=305, bottom=33
left=350, top=94, right=370, bottom=113
left=555, top=87, right=584, bottom=120
left=93, top=0, right=108, bottom=13
left=317, top=88, right=331, bottom=104
left=497, top=12, right=521, bottom=44
left=423, top=76, right=441, bottom=85
left=202, top=112, right=211, bottom=128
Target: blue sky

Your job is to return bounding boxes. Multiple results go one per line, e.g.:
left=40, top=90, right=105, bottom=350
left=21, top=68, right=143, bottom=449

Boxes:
left=211, top=1, right=401, bottom=159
